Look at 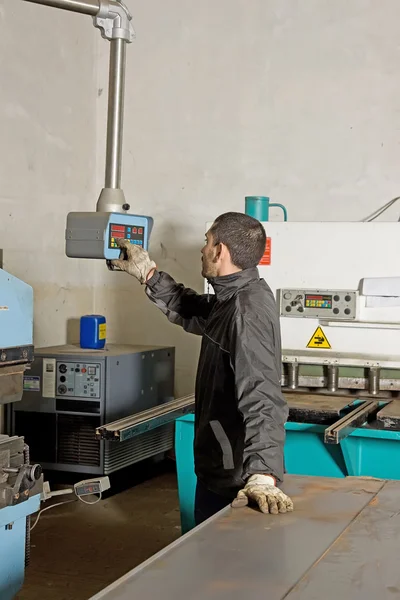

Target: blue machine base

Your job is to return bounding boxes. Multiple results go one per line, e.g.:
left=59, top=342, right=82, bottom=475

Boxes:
left=175, top=415, right=400, bottom=534
left=0, top=494, right=41, bottom=600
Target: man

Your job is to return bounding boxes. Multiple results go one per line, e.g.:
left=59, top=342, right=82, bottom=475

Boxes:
left=113, top=212, right=293, bottom=524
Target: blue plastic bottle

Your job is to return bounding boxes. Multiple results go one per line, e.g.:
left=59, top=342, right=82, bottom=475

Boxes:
left=80, top=315, right=106, bottom=350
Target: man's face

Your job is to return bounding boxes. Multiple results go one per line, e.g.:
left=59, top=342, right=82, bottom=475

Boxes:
left=201, top=230, right=219, bottom=279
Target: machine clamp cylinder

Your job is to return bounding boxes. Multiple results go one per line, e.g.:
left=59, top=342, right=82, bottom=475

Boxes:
left=327, top=365, right=339, bottom=393
left=287, top=362, right=299, bottom=390
left=368, top=367, right=380, bottom=396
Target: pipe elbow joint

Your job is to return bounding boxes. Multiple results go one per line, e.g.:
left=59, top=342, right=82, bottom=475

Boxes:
left=93, top=0, right=135, bottom=43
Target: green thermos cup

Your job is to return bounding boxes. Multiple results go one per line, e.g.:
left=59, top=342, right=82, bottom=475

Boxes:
left=245, top=196, right=288, bottom=221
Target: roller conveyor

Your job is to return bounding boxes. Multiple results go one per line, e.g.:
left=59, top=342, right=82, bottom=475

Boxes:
left=89, top=475, right=400, bottom=600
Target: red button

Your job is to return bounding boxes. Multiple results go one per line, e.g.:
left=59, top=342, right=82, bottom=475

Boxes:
left=81, top=368, right=87, bottom=373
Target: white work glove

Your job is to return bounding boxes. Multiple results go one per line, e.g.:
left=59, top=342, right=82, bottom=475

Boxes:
left=111, top=239, right=156, bottom=284
left=232, top=474, right=294, bottom=515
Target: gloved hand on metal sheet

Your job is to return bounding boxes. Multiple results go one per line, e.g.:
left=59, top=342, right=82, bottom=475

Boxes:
left=231, top=474, right=294, bottom=515
left=111, top=239, right=156, bottom=284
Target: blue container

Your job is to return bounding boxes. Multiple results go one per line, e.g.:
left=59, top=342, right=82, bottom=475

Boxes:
left=341, top=428, right=400, bottom=479
left=284, top=422, right=347, bottom=478
left=80, top=315, right=106, bottom=350
left=175, top=414, right=400, bottom=534
left=175, top=415, right=197, bottom=534
left=245, top=196, right=288, bottom=221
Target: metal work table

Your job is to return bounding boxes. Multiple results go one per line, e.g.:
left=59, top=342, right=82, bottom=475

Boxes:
left=89, top=475, right=400, bottom=599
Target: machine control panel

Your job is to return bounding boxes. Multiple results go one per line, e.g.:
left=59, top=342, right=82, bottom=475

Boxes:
left=65, top=212, right=153, bottom=260
left=108, top=223, right=145, bottom=249
left=56, top=362, right=101, bottom=399
left=280, top=289, right=358, bottom=320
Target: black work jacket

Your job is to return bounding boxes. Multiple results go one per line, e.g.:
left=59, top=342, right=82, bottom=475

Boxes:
left=146, top=267, right=288, bottom=497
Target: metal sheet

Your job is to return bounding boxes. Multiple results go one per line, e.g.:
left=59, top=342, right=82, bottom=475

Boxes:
left=377, top=400, right=400, bottom=430
left=286, top=393, right=353, bottom=424
left=89, top=476, right=384, bottom=600
left=289, top=480, right=400, bottom=599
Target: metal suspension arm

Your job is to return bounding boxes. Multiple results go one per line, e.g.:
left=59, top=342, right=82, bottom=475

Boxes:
left=23, top=0, right=100, bottom=16
left=22, top=0, right=135, bottom=212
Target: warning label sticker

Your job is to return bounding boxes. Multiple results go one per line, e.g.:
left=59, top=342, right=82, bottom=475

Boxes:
left=259, top=237, right=272, bottom=266
left=307, top=326, right=331, bottom=349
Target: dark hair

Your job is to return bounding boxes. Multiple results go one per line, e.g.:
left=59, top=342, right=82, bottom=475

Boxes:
left=210, top=212, right=266, bottom=270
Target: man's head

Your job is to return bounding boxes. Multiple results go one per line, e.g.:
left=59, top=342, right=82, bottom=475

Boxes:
left=201, top=212, right=266, bottom=279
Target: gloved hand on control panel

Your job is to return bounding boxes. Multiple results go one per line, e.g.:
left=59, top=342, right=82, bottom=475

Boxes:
left=111, top=239, right=156, bottom=284
left=231, top=474, right=294, bottom=515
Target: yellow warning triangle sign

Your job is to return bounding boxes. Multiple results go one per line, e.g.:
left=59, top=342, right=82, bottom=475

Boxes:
left=307, top=326, right=331, bottom=349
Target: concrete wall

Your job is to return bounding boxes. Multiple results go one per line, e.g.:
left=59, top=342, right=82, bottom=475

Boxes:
left=1, top=0, right=399, bottom=399
left=95, top=0, right=400, bottom=396
left=0, top=1, right=97, bottom=347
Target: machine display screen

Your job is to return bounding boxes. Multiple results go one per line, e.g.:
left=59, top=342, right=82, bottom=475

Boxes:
left=305, top=294, right=332, bottom=309
left=108, top=223, right=145, bottom=249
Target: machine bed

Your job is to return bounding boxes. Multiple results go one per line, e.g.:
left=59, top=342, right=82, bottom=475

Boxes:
left=285, top=392, right=353, bottom=424
left=376, top=399, right=400, bottom=430
left=89, top=475, right=400, bottom=600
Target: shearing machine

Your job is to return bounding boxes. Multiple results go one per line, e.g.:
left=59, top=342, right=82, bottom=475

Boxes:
left=262, top=220, right=400, bottom=480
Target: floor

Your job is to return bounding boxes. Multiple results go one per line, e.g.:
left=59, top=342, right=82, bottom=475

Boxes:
left=16, top=461, right=181, bottom=600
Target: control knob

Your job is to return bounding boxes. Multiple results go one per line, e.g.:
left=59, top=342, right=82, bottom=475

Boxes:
left=27, top=464, right=42, bottom=482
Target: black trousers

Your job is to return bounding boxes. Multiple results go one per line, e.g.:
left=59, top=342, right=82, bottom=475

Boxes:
left=194, top=480, right=235, bottom=526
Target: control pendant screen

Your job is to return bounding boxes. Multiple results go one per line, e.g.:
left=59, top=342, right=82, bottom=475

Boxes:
left=304, top=294, right=332, bottom=309
left=109, top=223, right=145, bottom=249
